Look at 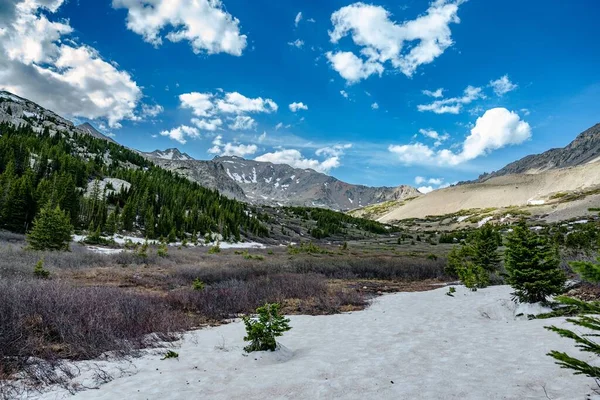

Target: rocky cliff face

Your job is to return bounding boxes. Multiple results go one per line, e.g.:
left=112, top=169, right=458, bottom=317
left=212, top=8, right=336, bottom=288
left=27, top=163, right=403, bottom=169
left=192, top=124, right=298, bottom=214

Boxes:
left=478, top=123, right=600, bottom=181
left=146, top=154, right=420, bottom=210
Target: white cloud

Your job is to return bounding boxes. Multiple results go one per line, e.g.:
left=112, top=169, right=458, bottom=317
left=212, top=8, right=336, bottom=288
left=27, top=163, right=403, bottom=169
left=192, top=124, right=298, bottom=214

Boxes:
left=417, top=85, right=484, bottom=114
left=316, top=143, right=352, bottom=158
left=289, top=102, right=308, bottom=112
left=208, top=135, right=257, bottom=157
left=0, top=0, right=144, bottom=128
left=419, top=128, right=449, bottom=146
left=415, top=176, right=443, bottom=186
left=307, top=18, right=316, bottom=23
left=256, top=147, right=347, bottom=174
left=228, top=115, right=256, bottom=130
left=179, top=92, right=214, bottom=117
left=340, top=90, right=349, bottom=99
left=325, top=51, right=383, bottom=84
left=418, top=186, right=435, bottom=194
left=141, top=103, right=164, bottom=118
left=422, top=88, right=444, bottom=98
left=294, top=12, right=303, bottom=27
left=371, top=102, right=379, bottom=110
left=258, top=131, right=267, bottom=142
left=288, top=39, right=304, bottom=48
left=191, top=117, right=222, bottom=131
left=216, top=92, right=278, bottom=114
left=159, top=125, right=199, bottom=144
left=389, top=108, right=531, bottom=166
left=112, top=0, right=247, bottom=56
left=489, top=74, right=518, bottom=96
left=327, top=1, right=463, bottom=82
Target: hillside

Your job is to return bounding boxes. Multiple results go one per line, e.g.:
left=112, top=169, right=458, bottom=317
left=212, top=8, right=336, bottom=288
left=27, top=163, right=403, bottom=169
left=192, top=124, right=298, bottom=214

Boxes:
left=477, top=123, right=600, bottom=180
left=351, top=122, right=600, bottom=224
left=145, top=153, right=420, bottom=210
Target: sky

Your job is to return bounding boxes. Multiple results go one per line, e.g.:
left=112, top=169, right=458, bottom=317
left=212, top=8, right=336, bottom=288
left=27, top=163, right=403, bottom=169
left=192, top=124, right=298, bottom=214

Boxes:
left=0, top=0, right=598, bottom=191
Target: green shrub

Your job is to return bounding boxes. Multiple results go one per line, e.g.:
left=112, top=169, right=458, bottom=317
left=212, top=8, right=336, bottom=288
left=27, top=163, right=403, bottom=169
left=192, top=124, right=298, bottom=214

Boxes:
left=446, top=286, right=456, bottom=297
left=208, top=243, right=221, bottom=254
left=243, top=303, right=291, bottom=352
left=192, top=278, right=205, bottom=291
left=570, top=258, right=600, bottom=283
left=161, top=350, right=179, bottom=360
left=157, top=243, right=168, bottom=257
left=33, top=258, right=50, bottom=279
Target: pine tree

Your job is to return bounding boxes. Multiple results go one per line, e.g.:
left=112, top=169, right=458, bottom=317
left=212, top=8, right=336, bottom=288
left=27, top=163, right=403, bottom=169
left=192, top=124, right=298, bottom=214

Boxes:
left=505, top=221, right=565, bottom=303
left=545, top=297, right=600, bottom=379
left=569, top=258, right=600, bottom=283
left=27, top=204, right=73, bottom=251
left=471, top=223, right=501, bottom=273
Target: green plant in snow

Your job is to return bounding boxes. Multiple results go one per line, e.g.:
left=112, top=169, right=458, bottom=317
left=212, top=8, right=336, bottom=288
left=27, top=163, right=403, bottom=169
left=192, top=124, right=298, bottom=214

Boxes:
left=243, top=303, right=291, bottom=352
left=208, top=243, right=221, bottom=254
left=161, top=350, right=179, bottom=360
left=545, top=296, right=600, bottom=379
left=446, top=286, right=456, bottom=297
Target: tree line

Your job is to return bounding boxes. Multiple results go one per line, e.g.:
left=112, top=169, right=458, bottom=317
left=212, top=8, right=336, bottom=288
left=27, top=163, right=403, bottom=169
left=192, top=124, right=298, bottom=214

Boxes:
left=0, top=122, right=268, bottom=242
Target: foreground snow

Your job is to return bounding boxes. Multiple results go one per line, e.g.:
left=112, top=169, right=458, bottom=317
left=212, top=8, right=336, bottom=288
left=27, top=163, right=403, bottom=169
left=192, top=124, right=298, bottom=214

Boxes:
left=34, top=286, right=597, bottom=400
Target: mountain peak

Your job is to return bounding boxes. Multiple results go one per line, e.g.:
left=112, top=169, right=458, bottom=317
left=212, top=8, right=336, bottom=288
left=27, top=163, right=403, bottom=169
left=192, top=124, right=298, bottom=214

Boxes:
left=146, top=148, right=194, bottom=161
left=76, top=122, right=117, bottom=144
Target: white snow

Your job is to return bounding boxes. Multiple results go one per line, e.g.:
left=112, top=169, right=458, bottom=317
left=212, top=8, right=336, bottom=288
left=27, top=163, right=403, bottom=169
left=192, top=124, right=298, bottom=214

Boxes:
left=477, top=216, right=494, bottom=227
left=457, top=215, right=471, bottom=222
left=528, top=198, right=546, bottom=206
left=30, top=286, right=596, bottom=400
left=348, top=198, right=354, bottom=204
left=573, top=219, right=589, bottom=224
left=264, top=177, right=272, bottom=184
left=0, top=92, right=23, bottom=102
left=86, top=246, right=124, bottom=255
left=251, top=168, right=257, bottom=183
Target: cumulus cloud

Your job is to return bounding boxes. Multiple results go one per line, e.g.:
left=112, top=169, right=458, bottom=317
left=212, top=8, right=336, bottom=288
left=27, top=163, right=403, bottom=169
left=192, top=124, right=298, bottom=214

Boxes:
left=489, top=74, right=518, bottom=96
left=228, top=115, right=256, bottom=130
left=389, top=108, right=531, bottom=166
left=415, top=176, right=443, bottom=186
left=417, top=85, right=484, bottom=114
left=326, top=1, right=463, bottom=83
left=0, top=0, right=144, bottom=128
left=340, top=90, right=349, bottom=99
left=112, top=0, right=247, bottom=56
left=191, top=117, right=222, bottom=131
left=422, top=88, right=444, bottom=98
left=159, top=125, right=199, bottom=144
left=256, top=149, right=341, bottom=173
left=371, top=102, right=379, bottom=110
left=419, top=128, right=449, bottom=146
left=162, top=90, right=277, bottom=141
left=289, top=102, right=308, bottom=112
left=208, top=135, right=257, bottom=157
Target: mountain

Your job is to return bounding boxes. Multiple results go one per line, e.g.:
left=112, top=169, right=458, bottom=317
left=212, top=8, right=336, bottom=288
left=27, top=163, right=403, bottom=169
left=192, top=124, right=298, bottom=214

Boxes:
left=478, top=123, right=600, bottom=181
left=77, top=122, right=117, bottom=144
left=144, top=153, right=420, bottom=210
left=0, top=91, right=117, bottom=144
left=370, top=122, right=600, bottom=224
left=146, top=148, right=193, bottom=161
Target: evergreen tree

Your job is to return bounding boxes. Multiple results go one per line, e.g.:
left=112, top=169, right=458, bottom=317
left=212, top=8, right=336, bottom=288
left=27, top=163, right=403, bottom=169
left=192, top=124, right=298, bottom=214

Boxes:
left=471, top=223, right=501, bottom=273
left=545, top=297, right=600, bottom=379
left=27, top=204, right=73, bottom=251
left=569, top=258, right=600, bottom=283
left=504, top=221, right=565, bottom=303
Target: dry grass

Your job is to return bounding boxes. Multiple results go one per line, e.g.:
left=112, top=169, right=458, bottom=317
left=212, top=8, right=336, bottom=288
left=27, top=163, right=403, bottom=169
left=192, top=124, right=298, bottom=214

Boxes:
left=0, top=243, right=448, bottom=387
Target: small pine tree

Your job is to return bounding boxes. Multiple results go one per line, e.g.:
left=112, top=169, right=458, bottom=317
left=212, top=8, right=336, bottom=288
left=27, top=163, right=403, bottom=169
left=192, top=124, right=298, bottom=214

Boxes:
left=33, top=258, right=50, bottom=279
left=157, top=243, right=168, bottom=257
left=504, top=221, right=566, bottom=303
left=545, top=296, right=600, bottom=379
left=192, top=278, right=205, bottom=291
left=27, top=204, right=73, bottom=251
left=243, top=303, right=291, bottom=352
left=471, top=223, right=501, bottom=273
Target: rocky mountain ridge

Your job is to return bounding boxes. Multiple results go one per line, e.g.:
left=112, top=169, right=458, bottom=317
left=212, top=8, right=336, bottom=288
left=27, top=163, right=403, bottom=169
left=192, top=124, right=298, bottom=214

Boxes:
left=146, top=154, right=420, bottom=210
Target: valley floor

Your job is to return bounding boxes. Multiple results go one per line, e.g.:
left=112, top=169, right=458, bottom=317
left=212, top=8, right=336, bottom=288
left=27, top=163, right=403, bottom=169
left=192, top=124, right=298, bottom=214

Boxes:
left=33, top=286, right=596, bottom=400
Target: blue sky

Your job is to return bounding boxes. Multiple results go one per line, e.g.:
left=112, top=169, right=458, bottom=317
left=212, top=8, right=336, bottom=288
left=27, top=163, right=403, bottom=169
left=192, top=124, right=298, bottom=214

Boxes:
left=1, top=1, right=598, bottom=190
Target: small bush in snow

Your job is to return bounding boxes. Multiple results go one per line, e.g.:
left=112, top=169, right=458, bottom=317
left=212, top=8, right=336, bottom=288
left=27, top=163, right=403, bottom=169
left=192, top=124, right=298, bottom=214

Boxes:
left=161, top=350, right=179, bottom=360
left=243, top=303, right=291, bottom=352
left=446, top=286, right=456, bottom=297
